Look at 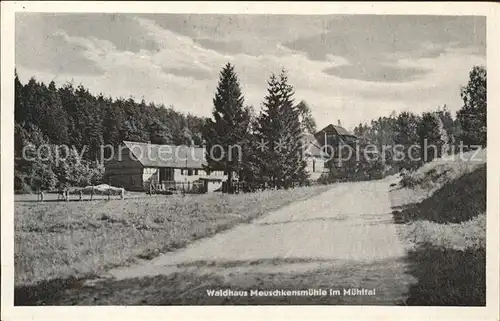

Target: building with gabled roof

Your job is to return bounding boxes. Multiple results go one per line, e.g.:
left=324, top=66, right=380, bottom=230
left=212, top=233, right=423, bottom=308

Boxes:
left=103, top=141, right=226, bottom=192
left=313, top=123, right=359, bottom=170
left=301, top=133, right=330, bottom=181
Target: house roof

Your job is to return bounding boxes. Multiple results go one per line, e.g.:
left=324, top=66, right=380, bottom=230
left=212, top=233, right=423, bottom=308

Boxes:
left=302, top=133, right=329, bottom=158
left=315, top=124, right=354, bottom=137
left=123, top=141, right=207, bottom=169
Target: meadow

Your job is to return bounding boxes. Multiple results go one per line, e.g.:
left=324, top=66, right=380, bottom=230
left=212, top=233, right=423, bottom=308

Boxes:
left=15, top=184, right=331, bottom=288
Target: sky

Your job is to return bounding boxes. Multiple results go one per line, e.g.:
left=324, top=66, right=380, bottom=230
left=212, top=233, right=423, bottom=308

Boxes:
left=15, top=13, right=486, bottom=130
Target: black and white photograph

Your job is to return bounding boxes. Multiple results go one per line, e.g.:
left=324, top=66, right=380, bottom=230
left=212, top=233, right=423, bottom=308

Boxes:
left=1, top=2, right=499, bottom=320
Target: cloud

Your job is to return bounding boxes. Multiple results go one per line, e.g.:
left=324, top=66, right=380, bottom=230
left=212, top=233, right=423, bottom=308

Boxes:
left=16, top=14, right=105, bottom=76
left=324, top=63, right=430, bottom=83
left=161, top=66, right=214, bottom=81
left=15, top=14, right=487, bottom=130
left=194, top=38, right=244, bottom=55
left=284, top=15, right=485, bottom=61
left=140, top=14, right=335, bottom=56
left=283, top=15, right=485, bottom=82
left=21, top=13, right=162, bottom=53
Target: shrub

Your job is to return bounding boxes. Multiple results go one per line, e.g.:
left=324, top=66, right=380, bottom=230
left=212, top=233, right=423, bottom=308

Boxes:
left=399, top=148, right=486, bottom=191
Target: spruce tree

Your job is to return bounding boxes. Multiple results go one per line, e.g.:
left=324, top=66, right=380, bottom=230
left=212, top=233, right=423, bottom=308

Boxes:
left=253, top=74, right=282, bottom=186
left=277, top=70, right=307, bottom=187
left=457, top=65, right=487, bottom=147
left=418, top=112, right=443, bottom=162
left=296, top=100, right=317, bottom=134
left=254, top=69, right=307, bottom=188
left=39, top=81, right=69, bottom=145
left=203, top=63, right=250, bottom=193
left=15, top=70, right=26, bottom=125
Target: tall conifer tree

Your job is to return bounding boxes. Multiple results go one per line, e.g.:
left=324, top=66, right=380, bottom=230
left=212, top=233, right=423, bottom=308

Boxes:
left=204, top=63, right=250, bottom=193
left=254, top=69, right=307, bottom=188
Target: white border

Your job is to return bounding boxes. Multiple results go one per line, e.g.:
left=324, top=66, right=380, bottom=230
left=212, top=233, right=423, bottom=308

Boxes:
left=1, top=2, right=499, bottom=321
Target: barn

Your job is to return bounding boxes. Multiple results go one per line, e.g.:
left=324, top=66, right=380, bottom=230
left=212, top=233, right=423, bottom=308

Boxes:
left=103, top=141, right=226, bottom=192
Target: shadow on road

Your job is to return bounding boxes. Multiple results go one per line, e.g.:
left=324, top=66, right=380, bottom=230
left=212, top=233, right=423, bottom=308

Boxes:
left=15, top=256, right=414, bottom=306
left=402, top=245, right=486, bottom=306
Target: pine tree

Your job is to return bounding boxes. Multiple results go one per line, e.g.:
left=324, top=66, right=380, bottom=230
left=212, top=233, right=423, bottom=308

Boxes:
left=15, top=72, right=209, bottom=190
left=296, top=100, right=317, bottom=134
left=253, top=70, right=307, bottom=188
left=393, top=111, right=421, bottom=169
left=203, top=63, right=251, bottom=193
left=277, top=70, right=307, bottom=187
left=23, top=77, right=43, bottom=129
left=14, top=70, right=26, bottom=125
left=418, top=112, right=443, bottom=162
left=38, top=81, right=69, bottom=145
left=457, top=65, right=487, bottom=147
left=58, top=83, right=81, bottom=148
left=253, top=73, right=282, bottom=186
left=74, top=86, right=103, bottom=160
left=102, top=97, right=124, bottom=147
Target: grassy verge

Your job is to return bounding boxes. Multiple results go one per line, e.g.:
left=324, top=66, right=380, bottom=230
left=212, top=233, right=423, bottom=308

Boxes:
left=394, top=165, right=486, bottom=224
left=15, top=185, right=331, bottom=290
left=399, top=148, right=486, bottom=192
left=390, top=155, right=486, bottom=306
left=404, top=245, right=486, bottom=306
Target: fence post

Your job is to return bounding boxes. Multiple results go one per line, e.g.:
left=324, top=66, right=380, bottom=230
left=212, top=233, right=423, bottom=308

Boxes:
left=90, top=187, right=94, bottom=201
left=40, top=191, right=44, bottom=202
left=120, top=188, right=125, bottom=200
left=65, top=189, right=70, bottom=202
left=79, top=191, right=83, bottom=201
left=108, top=189, right=110, bottom=200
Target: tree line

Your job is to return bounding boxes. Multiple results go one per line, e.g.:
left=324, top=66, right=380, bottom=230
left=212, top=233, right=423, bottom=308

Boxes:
left=14, top=63, right=485, bottom=192
left=204, top=64, right=486, bottom=189
left=348, top=65, right=486, bottom=176
left=14, top=71, right=207, bottom=192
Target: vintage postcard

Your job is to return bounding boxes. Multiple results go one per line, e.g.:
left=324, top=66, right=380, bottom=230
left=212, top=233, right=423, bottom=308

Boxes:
left=1, top=1, right=499, bottom=321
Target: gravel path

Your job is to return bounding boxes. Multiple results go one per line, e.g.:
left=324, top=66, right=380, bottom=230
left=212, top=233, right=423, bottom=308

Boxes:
left=109, top=177, right=409, bottom=282
left=24, top=177, right=415, bottom=305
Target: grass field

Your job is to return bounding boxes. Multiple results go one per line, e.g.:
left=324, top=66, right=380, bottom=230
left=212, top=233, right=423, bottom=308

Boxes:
left=390, top=149, right=486, bottom=306
left=15, top=185, right=331, bottom=290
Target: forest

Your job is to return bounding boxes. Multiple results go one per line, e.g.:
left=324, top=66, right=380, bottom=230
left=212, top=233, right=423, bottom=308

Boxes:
left=14, top=71, right=207, bottom=192
left=14, top=64, right=486, bottom=193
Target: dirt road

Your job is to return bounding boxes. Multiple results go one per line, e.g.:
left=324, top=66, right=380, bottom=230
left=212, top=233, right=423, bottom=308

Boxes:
left=91, top=177, right=416, bottom=305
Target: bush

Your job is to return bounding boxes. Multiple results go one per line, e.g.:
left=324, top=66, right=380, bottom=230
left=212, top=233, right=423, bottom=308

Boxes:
left=399, top=148, right=486, bottom=191
left=407, top=214, right=485, bottom=251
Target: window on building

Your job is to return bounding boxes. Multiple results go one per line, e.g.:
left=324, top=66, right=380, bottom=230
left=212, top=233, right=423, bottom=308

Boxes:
left=159, top=168, right=174, bottom=182
left=194, top=169, right=199, bottom=176
left=188, top=169, right=193, bottom=176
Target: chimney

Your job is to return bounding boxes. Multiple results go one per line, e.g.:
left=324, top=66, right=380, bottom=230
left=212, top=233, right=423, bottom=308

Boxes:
left=337, top=119, right=342, bottom=127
